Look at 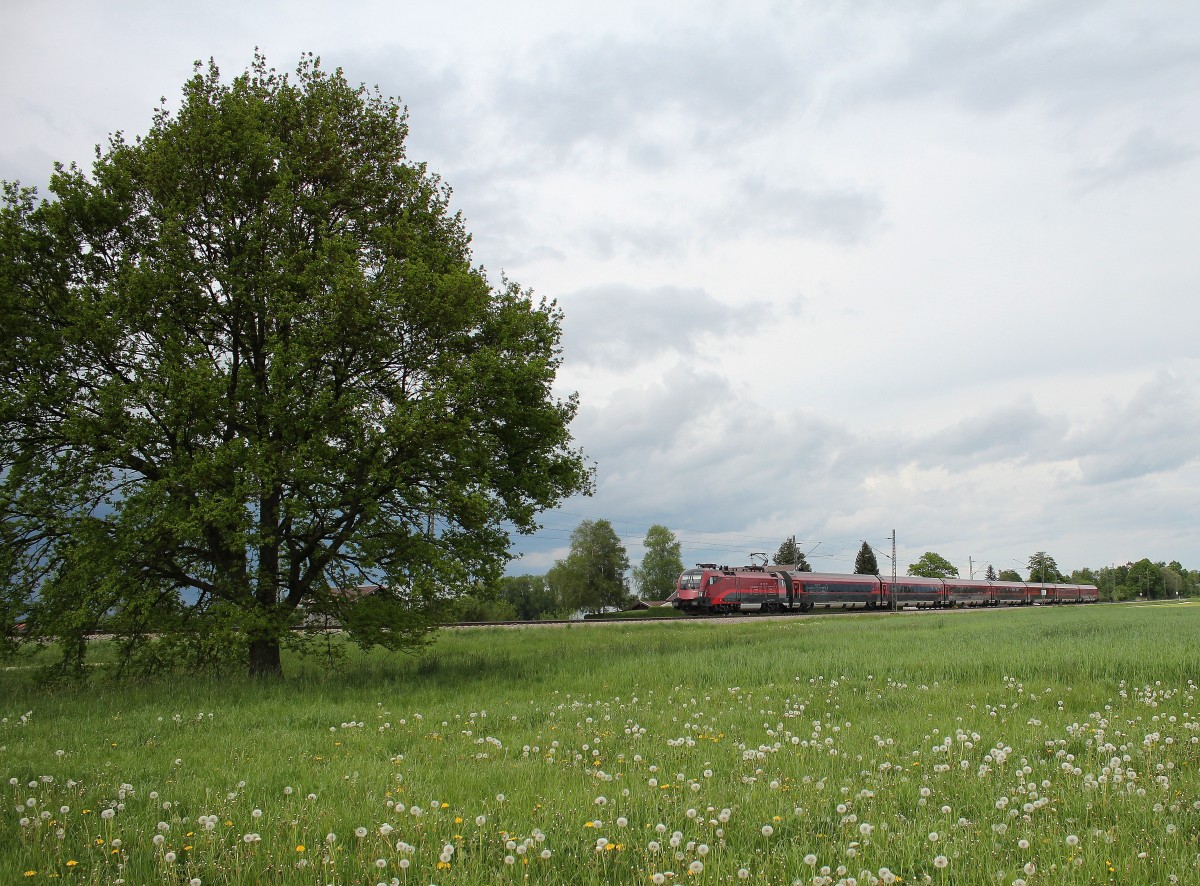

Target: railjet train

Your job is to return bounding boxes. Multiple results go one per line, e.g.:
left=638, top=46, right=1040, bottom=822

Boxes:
left=673, top=563, right=1100, bottom=614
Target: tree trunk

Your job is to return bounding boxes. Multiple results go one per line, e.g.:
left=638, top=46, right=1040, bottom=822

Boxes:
left=248, top=636, right=282, bottom=678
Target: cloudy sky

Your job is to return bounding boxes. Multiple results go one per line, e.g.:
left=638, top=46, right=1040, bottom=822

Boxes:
left=5, top=1, right=1199, bottom=580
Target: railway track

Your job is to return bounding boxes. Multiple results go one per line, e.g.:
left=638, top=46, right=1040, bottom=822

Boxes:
left=444, top=602, right=1082, bottom=629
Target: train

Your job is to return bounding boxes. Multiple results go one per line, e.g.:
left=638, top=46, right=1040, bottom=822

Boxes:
left=673, top=562, right=1100, bottom=614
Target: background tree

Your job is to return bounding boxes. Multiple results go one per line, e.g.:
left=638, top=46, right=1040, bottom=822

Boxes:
left=451, top=586, right=518, bottom=623
left=0, top=55, right=591, bottom=679
left=854, top=542, right=879, bottom=576
left=1126, top=558, right=1165, bottom=599
left=631, top=524, right=684, bottom=600
left=1162, top=564, right=1184, bottom=599
left=1167, top=561, right=1198, bottom=596
left=773, top=536, right=812, bottom=572
left=907, top=552, right=959, bottom=578
left=997, top=569, right=1022, bottom=582
left=1099, top=563, right=1132, bottom=601
left=547, top=520, right=630, bottom=614
left=1027, top=552, right=1063, bottom=583
left=985, top=564, right=997, bottom=581
left=496, top=574, right=564, bottom=621
left=1071, top=566, right=1098, bottom=585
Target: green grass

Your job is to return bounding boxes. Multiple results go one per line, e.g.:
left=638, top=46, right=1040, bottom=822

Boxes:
left=2, top=602, right=1199, bottom=884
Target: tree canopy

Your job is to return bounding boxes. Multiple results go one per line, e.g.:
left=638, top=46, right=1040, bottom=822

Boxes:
left=0, top=54, right=591, bottom=678
left=631, top=524, right=684, bottom=601
left=1126, top=558, right=1166, bottom=599
left=773, top=536, right=812, bottom=572
left=997, top=568, right=1022, bottom=582
left=906, top=552, right=959, bottom=579
left=496, top=575, right=565, bottom=621
left=854, top=542, right=880, bottom=576
left=547, top=520, right=631, bottom=615
left=1027, top=552, right=1063, bottom=583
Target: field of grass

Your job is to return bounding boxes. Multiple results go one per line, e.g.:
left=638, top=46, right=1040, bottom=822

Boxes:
left=2, top=602, right=1199, bottom=885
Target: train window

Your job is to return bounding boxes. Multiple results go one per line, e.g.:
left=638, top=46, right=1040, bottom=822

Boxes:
left=678, top=571, right=703, bottom=590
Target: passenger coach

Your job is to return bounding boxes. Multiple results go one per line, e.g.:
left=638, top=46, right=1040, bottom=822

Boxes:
left=672, top=562, right=1099, bottom=615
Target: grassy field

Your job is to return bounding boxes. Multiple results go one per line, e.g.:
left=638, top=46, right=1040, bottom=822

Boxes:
left=2, top=602, right=1198, bottom=885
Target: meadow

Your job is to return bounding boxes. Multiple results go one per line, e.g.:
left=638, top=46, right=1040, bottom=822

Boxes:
left=2, top=602, right=1198, bottom=885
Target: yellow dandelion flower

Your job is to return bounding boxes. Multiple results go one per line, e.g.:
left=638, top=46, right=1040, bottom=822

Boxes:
left=24, top=873, right=36, bottom=878
left=296, top=845, right=305, bottom=853
left=66, top=861, right=78, bottom=868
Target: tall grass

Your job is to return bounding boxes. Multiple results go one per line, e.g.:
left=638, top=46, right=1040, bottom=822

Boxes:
left=2, top=603, right=1198, bottom=884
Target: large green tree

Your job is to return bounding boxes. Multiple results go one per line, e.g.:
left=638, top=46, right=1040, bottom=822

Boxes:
left=906, top=552, right=959, bottom=579
left=0, top=55, right=591, bottom=678
left=1027, top=552, right=1063, bottom=583
left=773, top=536, right=812, bottom=572
left=547, top=519, right=630, bottom=614
left=1127, top=558, right=1165, bottom=599
left=854, top=541, right=879, bottom=576
left=631, top=524, right=683, bottom=601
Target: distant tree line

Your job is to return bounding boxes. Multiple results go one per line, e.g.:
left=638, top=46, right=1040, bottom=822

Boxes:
left=906, top=550, right=1199, bottom=602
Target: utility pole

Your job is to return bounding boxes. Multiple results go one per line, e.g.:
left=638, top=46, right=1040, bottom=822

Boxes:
left=891, top=529, right=897, bottom=611
left=969, top=557, right=974, bottom=580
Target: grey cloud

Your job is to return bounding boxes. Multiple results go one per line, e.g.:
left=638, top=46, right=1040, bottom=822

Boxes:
left=1076, top=127, right=1199, bottom=191
left=575, top=364, right=740, bottom=462
left=339, top=51, right=472, bottom=164
left=886, top=374, right=1200, bottom=486
left=573, top=365, right=854, bottom=529
left=564, top=174, right=885, bottom=263
left=906, top=397, right=1067, bottom=467
left=559, top=285, right=765, bottom=370
left=496, top=27, right=803, bottom=162
left=724, top=176, right=884, bottom=244
left=1072, top=371, right=1200, bottom=484
left=849, top=2, right=1200, bottom=118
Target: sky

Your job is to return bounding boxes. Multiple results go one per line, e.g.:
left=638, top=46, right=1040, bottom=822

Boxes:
left=4, top=0, right=1199, bottom=582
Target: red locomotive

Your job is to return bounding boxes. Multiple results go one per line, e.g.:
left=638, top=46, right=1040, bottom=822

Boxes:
left=673, top=562, right=1099, bottom=614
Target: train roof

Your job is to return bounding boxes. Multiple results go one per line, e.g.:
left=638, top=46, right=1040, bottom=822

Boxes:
left=781, top=570, right=883, bottom=582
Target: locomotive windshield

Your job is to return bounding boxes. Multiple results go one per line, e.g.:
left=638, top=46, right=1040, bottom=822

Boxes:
left=678, top=570, right=704, bottom=590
